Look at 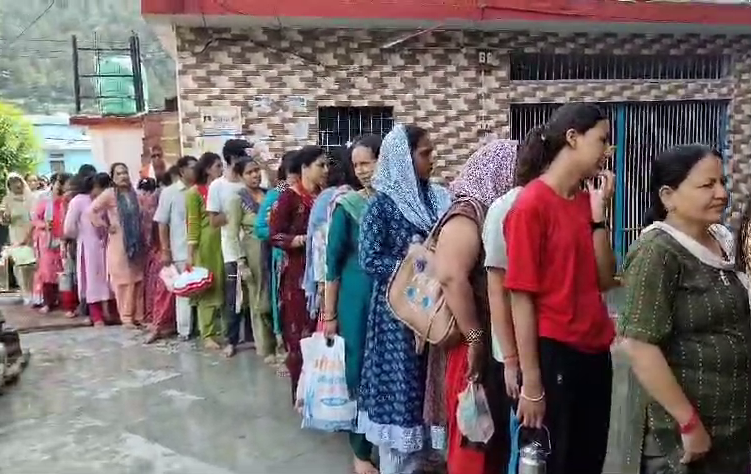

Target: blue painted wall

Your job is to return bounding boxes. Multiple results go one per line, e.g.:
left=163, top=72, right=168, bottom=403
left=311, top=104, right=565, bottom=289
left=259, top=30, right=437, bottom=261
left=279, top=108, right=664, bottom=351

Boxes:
left=27, top=115, right=98, bottom=176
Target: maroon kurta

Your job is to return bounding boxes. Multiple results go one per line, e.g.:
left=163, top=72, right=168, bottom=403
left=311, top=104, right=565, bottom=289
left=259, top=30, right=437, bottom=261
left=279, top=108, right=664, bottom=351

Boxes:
left=269, top=187, right=317, bottom=402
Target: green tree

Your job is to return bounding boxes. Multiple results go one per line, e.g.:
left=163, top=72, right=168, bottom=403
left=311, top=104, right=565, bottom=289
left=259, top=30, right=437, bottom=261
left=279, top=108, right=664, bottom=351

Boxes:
left=0, top=102, right=38, bottom=197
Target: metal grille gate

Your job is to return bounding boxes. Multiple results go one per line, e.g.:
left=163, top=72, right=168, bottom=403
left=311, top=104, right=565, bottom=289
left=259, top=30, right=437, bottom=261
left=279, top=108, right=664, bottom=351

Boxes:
left=510, top=100, right=728, bottom=266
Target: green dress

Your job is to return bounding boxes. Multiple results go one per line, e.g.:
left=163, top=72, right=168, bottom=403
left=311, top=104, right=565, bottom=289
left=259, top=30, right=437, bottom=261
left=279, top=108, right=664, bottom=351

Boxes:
left=617, top=225, right=751, bottom=474
left=325, top=193, right=373, bottom=461
left=186, top=186, right=225, bottom=339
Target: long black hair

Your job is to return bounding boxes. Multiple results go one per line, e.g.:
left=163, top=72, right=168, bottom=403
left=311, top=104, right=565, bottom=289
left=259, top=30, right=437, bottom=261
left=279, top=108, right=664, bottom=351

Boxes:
left=277, top=151, right=298, bottom=182
left=516, top=103, right=608, bottom=187
left=289, top=145, right=324, bottom=175
left=644, top=144, right=721, bottom=227
left=195, top=152, right=222, bottom=185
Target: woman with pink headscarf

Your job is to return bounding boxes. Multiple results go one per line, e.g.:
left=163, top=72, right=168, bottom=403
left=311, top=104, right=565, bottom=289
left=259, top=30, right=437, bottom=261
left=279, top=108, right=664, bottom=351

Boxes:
left=431, top=139, right=519, bottom=474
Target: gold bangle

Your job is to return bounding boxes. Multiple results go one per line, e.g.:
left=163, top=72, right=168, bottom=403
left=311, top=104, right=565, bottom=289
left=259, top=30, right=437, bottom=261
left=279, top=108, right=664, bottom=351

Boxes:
left=520, top=389, right=545, bottom=403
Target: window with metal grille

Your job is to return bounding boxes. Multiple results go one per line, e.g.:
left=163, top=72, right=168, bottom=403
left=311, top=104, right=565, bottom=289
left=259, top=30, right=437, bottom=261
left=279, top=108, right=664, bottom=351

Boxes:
left=317, top=107, right=395, bottom=153
left=510, top=53, right=730, bottom=81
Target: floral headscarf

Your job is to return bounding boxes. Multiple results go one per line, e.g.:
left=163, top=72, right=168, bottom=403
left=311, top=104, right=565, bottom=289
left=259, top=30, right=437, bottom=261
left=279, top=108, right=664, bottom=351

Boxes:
left=373, top=124, right=451, bottom=233
left=450, top=139, right=518, bottom=207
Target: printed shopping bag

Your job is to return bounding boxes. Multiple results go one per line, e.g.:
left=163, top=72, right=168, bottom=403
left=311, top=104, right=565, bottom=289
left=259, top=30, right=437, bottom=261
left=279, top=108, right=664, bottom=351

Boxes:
left=300, top=333, right=357, bottom=432
left=172, top=267, right=213, bottom=297
left=456, top=382, right=495, bottom=444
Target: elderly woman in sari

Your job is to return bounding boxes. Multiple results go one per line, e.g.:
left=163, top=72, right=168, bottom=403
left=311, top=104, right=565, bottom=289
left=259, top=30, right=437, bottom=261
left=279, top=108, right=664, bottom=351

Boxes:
left=33, top=172, right=71, bottom=313
left=64, top=172, right=115, bottom=327
left=90, top=163, right=146, bottom=329
left=435, top=139, right=519, bottom=474
left=1, top=174, right=36, bottom=304
left=256, top=151, right=299, bottom=367
left=356, top=125, right=451, bottom=474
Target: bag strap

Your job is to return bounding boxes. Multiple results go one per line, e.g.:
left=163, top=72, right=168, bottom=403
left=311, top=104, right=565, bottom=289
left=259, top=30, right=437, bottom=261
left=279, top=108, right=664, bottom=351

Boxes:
left=425, top=196, right=486, bottom=252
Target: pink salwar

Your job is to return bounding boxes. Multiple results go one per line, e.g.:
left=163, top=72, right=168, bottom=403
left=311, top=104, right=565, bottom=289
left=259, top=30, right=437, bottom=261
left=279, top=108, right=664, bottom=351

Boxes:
left=89, top=188, right=145, bottom=326
left=63, top=194, right=114, bottom=304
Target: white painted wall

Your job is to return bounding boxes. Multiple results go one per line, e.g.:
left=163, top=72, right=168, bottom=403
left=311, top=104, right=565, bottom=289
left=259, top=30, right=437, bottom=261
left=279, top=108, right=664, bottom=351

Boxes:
left=87, top=125, right=145, bottom=183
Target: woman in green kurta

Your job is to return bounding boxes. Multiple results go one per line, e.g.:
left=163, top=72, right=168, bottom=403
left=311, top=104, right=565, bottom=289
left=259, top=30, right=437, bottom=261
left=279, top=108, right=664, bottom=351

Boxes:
left=186, top=152, right=225, bottom=349
left=255, top=151, right=299, bottom=366
left=226, top=158, right=276, bottom=360
left=322, top=136, right=380, bottom=474
left=617, top=145, right=750, bottom=474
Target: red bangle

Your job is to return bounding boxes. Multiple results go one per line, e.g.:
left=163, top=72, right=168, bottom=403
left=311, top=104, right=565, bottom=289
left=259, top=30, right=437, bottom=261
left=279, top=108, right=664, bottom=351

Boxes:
left=679, top=409, right=700, bottom=434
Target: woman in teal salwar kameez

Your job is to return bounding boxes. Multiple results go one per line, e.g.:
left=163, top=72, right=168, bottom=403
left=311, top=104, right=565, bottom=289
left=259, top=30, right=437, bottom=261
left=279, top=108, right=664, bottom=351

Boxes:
left=322, top=136, right=381, bottom=474
left=255, top=151, right=300, bottom=366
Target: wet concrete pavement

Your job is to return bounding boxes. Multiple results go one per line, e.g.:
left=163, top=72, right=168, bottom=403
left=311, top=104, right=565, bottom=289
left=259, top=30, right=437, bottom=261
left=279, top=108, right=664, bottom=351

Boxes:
left=0, top=327, right=352, bottom=474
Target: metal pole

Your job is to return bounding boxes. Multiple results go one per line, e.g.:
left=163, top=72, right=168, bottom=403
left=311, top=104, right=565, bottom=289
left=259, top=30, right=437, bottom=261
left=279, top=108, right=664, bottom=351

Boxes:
left=72, top=35, right=81, bottom=114
left=130, top=35, right=145, bottom=113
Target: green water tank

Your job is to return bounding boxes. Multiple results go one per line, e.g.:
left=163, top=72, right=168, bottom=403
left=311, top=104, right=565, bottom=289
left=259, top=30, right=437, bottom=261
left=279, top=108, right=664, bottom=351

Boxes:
left=97, top=56, right=149, bottom=115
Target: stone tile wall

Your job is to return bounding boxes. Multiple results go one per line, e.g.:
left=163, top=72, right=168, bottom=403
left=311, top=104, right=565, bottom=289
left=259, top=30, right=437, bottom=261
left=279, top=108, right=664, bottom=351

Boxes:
left=175, top=27, right=751, bottom=218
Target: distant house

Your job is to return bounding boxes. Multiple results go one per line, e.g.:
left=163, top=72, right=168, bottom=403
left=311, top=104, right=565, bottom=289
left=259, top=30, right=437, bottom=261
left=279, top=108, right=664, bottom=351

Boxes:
left=26, top=115, right=101, bottom=176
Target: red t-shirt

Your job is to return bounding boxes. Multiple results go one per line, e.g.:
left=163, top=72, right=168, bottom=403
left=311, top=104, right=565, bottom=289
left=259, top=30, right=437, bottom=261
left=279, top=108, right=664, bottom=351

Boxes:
left=503, top=179, right=614, bottom=352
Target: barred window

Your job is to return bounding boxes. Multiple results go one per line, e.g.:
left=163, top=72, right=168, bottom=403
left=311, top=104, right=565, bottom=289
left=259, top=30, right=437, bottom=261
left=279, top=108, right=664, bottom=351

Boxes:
left=317, top=107, right=394, bottom=153
left=510, top=53, right=730, bottom=81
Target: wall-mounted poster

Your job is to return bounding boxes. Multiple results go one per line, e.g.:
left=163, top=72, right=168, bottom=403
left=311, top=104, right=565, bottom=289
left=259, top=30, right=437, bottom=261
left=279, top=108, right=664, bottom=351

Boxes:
left=286, top=96, right=307, bottom=112
left=201, top=106, right=242, bottom=136
left=253, top=96, right=272, bottom=112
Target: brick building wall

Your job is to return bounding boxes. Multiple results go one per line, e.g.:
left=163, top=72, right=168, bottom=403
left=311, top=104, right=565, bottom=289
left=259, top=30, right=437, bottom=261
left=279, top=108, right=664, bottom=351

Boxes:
left=175, top=27, right=751, bottom=219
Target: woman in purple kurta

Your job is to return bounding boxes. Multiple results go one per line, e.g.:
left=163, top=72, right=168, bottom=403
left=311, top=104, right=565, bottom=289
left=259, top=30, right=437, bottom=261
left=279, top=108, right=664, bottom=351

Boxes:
left=63, top=173, right=115, bottom=326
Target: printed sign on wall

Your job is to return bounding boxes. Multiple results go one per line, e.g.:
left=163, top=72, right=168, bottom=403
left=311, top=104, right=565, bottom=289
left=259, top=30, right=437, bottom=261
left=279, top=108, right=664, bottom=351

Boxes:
left=201, top=106, right=242, bottom=136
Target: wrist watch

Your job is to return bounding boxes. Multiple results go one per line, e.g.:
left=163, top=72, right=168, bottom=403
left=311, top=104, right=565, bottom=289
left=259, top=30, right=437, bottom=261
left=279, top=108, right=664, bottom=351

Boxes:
left=591, top=221, right=607, bottom=232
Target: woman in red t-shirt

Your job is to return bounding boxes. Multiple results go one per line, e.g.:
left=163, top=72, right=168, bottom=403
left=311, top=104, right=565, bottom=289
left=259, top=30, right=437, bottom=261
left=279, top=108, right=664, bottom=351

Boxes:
left=503, top=103, right=618, bottom=474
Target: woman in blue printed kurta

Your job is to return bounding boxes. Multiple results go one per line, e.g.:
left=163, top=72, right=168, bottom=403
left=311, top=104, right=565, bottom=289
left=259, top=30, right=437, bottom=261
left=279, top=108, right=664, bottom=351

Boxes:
left=357, top=124, right=451, bottom=474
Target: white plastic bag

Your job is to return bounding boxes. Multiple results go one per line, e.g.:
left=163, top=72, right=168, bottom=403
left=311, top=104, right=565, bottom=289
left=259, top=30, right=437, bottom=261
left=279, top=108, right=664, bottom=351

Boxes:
left=456, top=382, right=495, bottom=444
left=299, top=333, right=357, bottom=432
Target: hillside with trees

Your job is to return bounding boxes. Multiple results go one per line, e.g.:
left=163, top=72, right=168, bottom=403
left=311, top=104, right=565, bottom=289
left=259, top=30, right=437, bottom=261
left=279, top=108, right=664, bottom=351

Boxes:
left=0, top=0, right=175, bottom=114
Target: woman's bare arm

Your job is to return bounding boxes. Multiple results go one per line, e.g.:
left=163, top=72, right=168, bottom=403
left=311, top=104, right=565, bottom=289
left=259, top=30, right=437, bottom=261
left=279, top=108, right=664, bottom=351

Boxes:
left=621, top=339, right=695, bottom=424
left=435, top=215, right=482, bottom=337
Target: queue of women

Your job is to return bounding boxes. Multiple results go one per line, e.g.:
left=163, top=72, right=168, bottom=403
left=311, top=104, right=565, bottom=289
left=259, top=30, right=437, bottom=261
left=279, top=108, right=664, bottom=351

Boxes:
left=1, top=100, right=748, bottom=474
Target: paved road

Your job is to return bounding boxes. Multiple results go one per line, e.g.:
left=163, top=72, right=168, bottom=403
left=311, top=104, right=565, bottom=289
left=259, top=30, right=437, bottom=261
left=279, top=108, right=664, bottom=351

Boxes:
left=0, top=328, right=352, bottom=474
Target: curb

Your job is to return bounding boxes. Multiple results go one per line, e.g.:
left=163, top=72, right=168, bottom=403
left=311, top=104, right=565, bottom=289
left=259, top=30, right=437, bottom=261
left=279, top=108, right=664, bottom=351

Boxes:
left=15, top=322, right=91, bottom=335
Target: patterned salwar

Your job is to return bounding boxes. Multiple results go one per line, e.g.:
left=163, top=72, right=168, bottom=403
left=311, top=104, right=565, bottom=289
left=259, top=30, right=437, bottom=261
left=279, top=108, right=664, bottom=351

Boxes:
left=618, top=224, right=751, bottom=474
left=269, top=187, right=317, bottom=402
left=141, top=190, right=176, bottom=337
left=356, top=125, right=451, bottom=474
